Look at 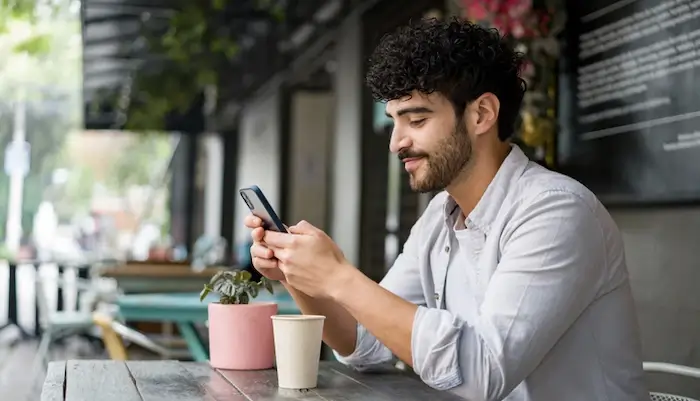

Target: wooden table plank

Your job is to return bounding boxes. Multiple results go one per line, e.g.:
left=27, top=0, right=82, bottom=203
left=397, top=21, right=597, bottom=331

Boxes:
left=51, top=360, right=466, bottom=401
left=100, top=264, right=222, bottom=279
left=126, top=361, right=217, bottom=401
left=217, top=369, right=325, bottom=400
left=100, top=263, right=223, bottom=294
left=313, top=365, right=393, bottom=401
left=65, top=360, right=142, bottom=401
left=41, top=361, right=66, bottom=401
left=181, top=363, right=249, bottom=401
left=329, top=363, right=466, bottom=400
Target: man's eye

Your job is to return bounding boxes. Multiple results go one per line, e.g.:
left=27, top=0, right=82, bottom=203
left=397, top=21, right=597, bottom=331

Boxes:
left=409, top=119, right=426, bottom=127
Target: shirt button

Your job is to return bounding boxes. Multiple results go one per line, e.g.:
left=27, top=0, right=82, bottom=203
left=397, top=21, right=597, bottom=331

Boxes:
left=434, top=293, right=440, bottom=300
left=444, top=245, right=450, bottom=253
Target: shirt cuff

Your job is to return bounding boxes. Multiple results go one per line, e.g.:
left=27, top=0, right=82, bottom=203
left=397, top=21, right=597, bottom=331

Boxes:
left=333, top=323, right=393, bottom=370
left=411, top=305, right=463, bottom=390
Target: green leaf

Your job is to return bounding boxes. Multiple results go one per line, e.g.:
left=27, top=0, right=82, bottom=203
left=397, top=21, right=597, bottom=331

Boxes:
left=262, top=278, right=274, bottom=294
left=212, top=0, right=226, bottom=10
left=224, top=42, right=239, bottom=60
left=239, top=270, right=252, bottom=282
left=209, top=270, right=226, bottom=286
left=248, top=285, right=259, bottom=298
left=238, top=292, right=249, bottom=305
left=271, top=5, right=285, bottom=22
left=199, top=284, right=212, bottom=302
left=12, top=34, right=52, bottom=56
left=196, top=69, right=217, bottom=87
left=231, top=271, right=238, bottom=282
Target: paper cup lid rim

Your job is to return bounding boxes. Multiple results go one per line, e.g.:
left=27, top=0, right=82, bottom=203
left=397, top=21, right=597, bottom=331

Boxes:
left=271, top=315, right=326, bottom=320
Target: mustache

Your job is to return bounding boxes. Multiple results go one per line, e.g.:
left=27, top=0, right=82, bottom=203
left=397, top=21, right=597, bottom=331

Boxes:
left=397, top=149, right=428, bottom=161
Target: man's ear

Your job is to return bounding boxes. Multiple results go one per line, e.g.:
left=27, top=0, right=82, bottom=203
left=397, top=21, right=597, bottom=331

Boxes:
left=470, top=93, right=500, bottom=136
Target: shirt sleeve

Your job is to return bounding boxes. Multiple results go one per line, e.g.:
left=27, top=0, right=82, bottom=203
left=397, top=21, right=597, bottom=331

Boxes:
left=333, top=198, right=430, bottom=369
left=411, top=190, right=608, bottom=399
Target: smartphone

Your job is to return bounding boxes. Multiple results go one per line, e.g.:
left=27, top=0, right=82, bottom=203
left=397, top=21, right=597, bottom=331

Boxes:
left=239, top=185, right=287, bottom=232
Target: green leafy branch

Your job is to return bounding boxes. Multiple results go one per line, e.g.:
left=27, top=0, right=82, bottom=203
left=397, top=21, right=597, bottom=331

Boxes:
left=119, top=0, right=285, bottom=131
left=1, top=0, right=77, bottom=56
left=200, top=269, right=274, bottom=305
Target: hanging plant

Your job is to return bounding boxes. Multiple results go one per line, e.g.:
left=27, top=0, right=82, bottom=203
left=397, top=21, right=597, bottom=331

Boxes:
left=461, top=0, right=565, bottom=167
left=98, top=0, right=285, bottom=132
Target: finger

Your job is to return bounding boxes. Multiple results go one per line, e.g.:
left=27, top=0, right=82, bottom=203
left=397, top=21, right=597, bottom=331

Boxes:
left=253, top=256, right=278, bottom=270
left=272, top=248, right=290, bottom=263
left=277, top=260, right=291, bottom=274
left=288, top=220, right=317, bottom=235
left=251, top=227, right=265, bottom=242
left=250, top=243, right=274, bottom=259
left=263, top=230, right=295, bottom=247
left=244, top=215, right=263, bottom=228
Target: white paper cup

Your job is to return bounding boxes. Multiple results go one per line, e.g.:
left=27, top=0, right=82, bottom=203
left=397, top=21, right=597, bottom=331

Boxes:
left=271, top=315, right=326, bottom=389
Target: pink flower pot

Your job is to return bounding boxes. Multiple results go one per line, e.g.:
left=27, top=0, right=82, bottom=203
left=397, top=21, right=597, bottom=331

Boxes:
left=208, top=302, right=278, bottom=370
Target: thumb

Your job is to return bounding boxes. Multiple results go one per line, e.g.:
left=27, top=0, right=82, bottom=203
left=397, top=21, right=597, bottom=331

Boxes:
left=288, top=220, right=317, bottom=235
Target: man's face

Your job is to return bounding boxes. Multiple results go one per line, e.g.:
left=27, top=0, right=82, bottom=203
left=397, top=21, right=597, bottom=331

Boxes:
left=386, top=91, right=473, bottom=193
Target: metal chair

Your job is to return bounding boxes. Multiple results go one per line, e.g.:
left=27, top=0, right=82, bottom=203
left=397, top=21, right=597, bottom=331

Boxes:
left=645, top=362, right=700, bottom=401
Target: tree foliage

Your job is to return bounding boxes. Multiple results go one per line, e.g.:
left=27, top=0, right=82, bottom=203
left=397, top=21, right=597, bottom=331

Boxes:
left=1, top=0, right=79, bottom=56
left=0, top=0, right=80, bottom=239
left=107, top=133, right=175, bottom=190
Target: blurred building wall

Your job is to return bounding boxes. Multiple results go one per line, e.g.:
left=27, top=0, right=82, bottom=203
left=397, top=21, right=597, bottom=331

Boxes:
left=613, top=208, right=700, bottom=396
left=330, top=13, right=363, bottom=267
left=234, top=91, right=282, bottom=245
left=287, top=91, right=334, bottom=231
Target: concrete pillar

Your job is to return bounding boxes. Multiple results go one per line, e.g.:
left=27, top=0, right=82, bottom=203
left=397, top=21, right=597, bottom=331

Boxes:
left=201, top=133, right=223, bottom=238
left=330, top=14, right=362, bottom=266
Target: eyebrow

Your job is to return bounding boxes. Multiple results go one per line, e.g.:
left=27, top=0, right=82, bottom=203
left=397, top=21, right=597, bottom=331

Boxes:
left=385, top=106, right=434, bottom=118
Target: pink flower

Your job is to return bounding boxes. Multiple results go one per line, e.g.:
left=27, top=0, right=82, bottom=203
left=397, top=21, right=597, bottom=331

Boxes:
left=466, top=1, right=489, bottom=21
left=485, top=0, right=502, bottom=13
left=511, top=22, right=525, bottom=38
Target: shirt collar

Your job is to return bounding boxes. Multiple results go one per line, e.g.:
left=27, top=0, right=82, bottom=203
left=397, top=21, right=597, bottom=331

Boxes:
left=442, top=143, right=529, bottom=233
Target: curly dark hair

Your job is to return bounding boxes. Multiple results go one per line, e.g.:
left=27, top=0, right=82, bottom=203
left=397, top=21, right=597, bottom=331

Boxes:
left=366, top=18, right=526, bottom=141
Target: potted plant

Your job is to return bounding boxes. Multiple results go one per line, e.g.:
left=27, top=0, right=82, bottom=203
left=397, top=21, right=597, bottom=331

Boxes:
left=200, top=269, right=276, bottom=370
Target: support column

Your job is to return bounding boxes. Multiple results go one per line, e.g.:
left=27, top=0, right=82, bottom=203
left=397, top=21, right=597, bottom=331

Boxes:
left=5, top=98, right=27, bottom=253
left=201, top=133, right=223, bottom=239
left=185, top=135, right=199, bottom=250
left=220, top=129, right=238, bottom=263
left=330, top=13, right=363, bottom=267
left=168, top=135, right=199, bottom=253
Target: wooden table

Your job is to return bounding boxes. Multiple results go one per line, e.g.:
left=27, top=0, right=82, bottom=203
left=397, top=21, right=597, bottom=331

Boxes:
left=42, top=360, right=465, bottom=400
left=100, top=262, right=224, bottom=293
left=116, top=291, right=301, bottom=361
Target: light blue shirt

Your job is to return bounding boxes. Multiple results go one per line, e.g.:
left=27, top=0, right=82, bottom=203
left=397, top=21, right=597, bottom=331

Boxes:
left=334, top=144, right=650, bottom=401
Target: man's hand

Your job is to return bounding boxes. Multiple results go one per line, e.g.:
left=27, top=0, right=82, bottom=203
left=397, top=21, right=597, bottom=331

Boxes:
left=244, top=215, right=286, bottom=281
left=263, top=220, right=352, bottom=298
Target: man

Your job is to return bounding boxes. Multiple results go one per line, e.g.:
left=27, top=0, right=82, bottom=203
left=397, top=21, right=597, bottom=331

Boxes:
left=245, top=18, right=650, bottom=401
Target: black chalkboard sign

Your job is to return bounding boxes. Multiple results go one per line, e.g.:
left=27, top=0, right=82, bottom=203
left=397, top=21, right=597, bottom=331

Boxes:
left=558, top=0, right=700, bottom=204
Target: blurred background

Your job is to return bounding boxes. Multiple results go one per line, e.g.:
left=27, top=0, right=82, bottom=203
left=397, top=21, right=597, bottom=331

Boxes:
left=2, top=0, right=700, bottom=399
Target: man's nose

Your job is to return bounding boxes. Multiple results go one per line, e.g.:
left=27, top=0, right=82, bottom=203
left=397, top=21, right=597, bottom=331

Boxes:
left=389, top=127, right=412, bottom=154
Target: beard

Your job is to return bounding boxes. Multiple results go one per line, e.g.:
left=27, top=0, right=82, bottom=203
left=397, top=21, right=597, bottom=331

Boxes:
left=399, top=120, right=472, bottom=193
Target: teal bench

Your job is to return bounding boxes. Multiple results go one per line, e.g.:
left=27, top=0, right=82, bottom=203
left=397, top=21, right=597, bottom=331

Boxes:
left=116, top=291, right=300, bottom=361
